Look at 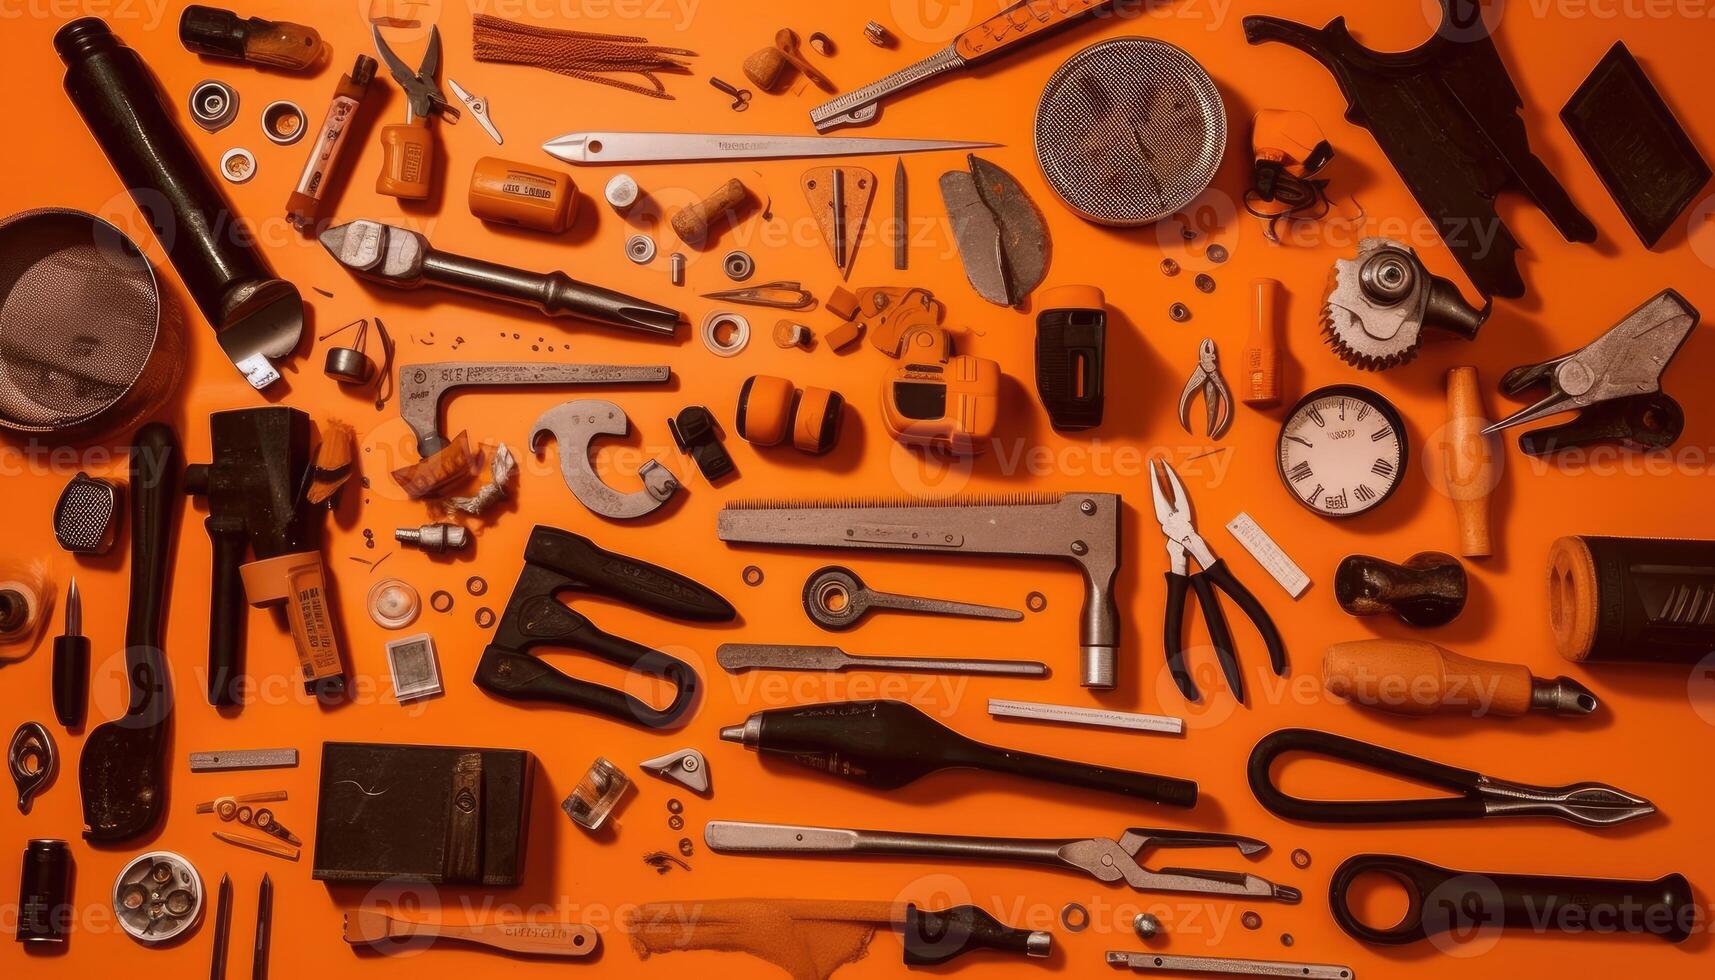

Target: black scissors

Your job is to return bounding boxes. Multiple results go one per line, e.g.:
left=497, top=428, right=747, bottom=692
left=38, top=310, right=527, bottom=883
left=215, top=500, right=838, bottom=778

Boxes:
left=1149, top=458, right=1286, bottom=703
left=1249, top=728, right=1655, bottom=826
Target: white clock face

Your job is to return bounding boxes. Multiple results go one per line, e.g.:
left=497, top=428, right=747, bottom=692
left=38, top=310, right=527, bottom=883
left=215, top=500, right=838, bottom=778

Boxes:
left=1277, top=387, right=1407, bottom=517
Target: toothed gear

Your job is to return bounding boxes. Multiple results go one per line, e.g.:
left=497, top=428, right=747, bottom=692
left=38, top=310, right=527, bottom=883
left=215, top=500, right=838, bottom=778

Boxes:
left=1321, top=238, right=1433, bottom=371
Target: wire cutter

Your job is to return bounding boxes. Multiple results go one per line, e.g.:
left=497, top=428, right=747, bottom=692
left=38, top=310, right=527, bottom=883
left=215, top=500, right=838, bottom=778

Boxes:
left=1249, top=729, right=1656, bottom=827
left=372, top=24, right=459, bottom=199
left=1484, top=288, right=1697, bottom=456
left=704, top=821, right=1302, bottom=903
left=1150, top=458, right=1286, bottom=703
left=1178, top=338, right=1233, bottom=439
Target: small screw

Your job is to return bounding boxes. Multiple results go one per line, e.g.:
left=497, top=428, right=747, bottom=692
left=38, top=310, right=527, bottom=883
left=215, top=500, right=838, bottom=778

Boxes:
left=1207, top=243, right=1229, bottom=263
left=670, top=252, right=686, bottom=286
left=1160, top=258, right=1181, bottom=277
left=666, top=798, right=684, bottom=814
left=678, top=837, right=694, bottom=857
left=1195, top=273, right=1216, bottom=293
left=1169, top=302, right=1192, bottom=322
left=1242, top=911, right=1262, bottom=930
left=668, top=814, right=684, bottom=830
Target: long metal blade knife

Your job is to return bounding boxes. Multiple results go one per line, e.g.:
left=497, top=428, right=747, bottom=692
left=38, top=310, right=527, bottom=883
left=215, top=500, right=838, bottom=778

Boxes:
left=541, top=132, right=998, bottom=164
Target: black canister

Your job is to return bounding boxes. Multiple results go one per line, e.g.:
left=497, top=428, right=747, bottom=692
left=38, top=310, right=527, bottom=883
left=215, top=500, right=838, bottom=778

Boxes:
left=17, top=839, right=73, bottom=946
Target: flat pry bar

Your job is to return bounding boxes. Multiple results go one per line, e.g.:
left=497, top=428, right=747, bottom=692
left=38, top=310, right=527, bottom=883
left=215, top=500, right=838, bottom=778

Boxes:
left=717, top=493, right=1120, bottom=687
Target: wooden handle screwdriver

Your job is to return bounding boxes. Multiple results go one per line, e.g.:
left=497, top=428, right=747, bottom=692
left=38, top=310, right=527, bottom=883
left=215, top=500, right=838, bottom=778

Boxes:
left=1323, top=639, right=1598, bottom=718
left=1445, top=367, right=1496, bottom=557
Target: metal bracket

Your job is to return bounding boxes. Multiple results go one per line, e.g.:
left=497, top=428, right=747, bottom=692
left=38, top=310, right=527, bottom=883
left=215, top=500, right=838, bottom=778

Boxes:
left=531, top=400, right=680, bottom=519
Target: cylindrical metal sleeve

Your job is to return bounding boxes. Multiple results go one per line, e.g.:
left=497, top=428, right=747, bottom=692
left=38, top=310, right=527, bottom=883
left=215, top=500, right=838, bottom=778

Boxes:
left=16, top=839, right=73, bottom=946
left=56, top=18, right=273, bottom=329
left=1549, top=535, right=1715, bottom=664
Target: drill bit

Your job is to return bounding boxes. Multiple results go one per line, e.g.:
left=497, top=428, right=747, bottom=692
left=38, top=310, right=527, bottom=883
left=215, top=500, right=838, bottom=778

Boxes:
left=210, top=874, right=232, bottom=980
left=253, top=874, right=272, bottom=980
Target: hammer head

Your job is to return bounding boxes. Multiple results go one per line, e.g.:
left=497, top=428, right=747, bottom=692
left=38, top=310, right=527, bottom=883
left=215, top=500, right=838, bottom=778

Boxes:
left=319, top=219, right=430, bottom=287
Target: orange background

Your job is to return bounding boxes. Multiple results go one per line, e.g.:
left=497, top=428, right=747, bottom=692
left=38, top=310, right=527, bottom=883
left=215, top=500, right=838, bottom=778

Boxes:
left=4, top=0, right=1715, bottom=977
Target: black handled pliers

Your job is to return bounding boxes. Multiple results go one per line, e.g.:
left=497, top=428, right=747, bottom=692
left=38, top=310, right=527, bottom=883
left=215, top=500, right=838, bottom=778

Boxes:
left=1249, top=728, right=1656, bottom=826
left=1149, top=458, right=1286, bottom=703
left=474, top=526, right=735, bottom=729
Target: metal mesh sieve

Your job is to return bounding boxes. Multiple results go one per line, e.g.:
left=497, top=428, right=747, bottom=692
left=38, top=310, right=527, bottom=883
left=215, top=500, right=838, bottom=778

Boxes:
left=0, top=209, right=181, bottom=440
left=1034, top=38, right=1227, bottom=227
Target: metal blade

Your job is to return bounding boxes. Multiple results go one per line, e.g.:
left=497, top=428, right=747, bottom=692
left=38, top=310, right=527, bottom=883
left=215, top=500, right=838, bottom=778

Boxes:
left=1107, top=952, right=1356, bottom=978
left=540, top=131, right=998, bottom=164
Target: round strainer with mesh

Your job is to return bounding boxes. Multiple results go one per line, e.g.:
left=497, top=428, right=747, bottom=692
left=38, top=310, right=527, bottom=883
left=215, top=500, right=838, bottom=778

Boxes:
left=0, top=209, right=181, bottom=441
left=1034, top=38, right=1227, bottom=227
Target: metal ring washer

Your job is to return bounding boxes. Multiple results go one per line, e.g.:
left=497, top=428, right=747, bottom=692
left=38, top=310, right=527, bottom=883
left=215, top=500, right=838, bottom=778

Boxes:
left=219, top=148, right=256, bottom=184
left=475, top=607, right=495, bottom=629
left=742, top=565, right=765, bottom=587
left=626, top=234, right=657, bottom=264
left=701, top=310, right=750, bottom=357
left=466, top=576, right=489, bottom=596
left=189, top=79, right=237, bottom=131
left=1291, top=848, right=1312, bottom=869
left=1060, top=902, right=1089, bottom=932
left=1026, top=591, right=1048, bottom=613
left=430, top=590, right=454, bottom=613
left=261, top=100, right=306, bottom=145
left=723, top=250, right=755, bottom=281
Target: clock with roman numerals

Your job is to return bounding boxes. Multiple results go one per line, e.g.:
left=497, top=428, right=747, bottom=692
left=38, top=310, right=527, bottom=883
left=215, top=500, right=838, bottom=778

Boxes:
left=1276, top=385, right=1408, bottom=518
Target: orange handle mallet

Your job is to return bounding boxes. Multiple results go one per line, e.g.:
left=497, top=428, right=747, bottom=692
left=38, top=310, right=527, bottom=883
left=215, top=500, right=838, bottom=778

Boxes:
left=1323, top=638, right=1597, bottom=718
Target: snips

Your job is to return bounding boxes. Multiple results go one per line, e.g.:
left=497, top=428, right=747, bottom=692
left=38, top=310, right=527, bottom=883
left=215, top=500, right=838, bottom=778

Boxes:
left=473, top=526, right=735, bottom=728
left=1485, top=288, right=1698, bottom=456
left=1249, top=729, right=1656, bottom=827
left=704, top=821, right=1301, bottom=903
left=1178, top=338, right=1233, bottom=439
left=1150, top=458, right=1286, bottom=703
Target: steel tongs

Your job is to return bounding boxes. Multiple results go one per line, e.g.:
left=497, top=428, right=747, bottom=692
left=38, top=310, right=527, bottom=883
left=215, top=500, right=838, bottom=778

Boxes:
left=1249, top=729, right=1656, bottom=827
left=705, top=821, right=1301, bottom=903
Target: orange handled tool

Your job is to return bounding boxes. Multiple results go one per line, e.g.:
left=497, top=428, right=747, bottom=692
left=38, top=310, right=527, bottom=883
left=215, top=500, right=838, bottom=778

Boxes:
left=372, top=24, right=458, bottom=200
left=812, top=0, right=1116, bottom=131
left=1323, top=638, right=1597, bottom=719
left=1243, top=279, right=1282, bottom=406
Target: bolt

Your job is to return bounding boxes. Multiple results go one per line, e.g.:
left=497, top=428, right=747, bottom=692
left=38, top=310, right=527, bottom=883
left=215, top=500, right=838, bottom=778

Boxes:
left=1080, top=499, right=1096, bottom=515
left=670, top=252, right=686, bottom=286
left=1071, top=540, right=1088, bottom=556
left=395, top=523, right=471, bottom=554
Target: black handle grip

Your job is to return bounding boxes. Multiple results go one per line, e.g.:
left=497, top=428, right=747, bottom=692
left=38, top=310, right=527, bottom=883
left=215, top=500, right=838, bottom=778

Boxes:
left=1204, top=559, right=1288, bottom=676
left=1163, top=571, right=1196, bottom=700
left=205, top=518, right=247, bottom=708
left=1189, top=570, right=1242, bottom=701
left=524, top=526, right=735, bottom=622
left=1248, top=728, right=1486, bottom=823
left=1330, top=854, right=1696, bottom=945
left=973, top=741, right=1198, bottom=808
left=56, top=18, right=272, bottom=327
left=126, top=422, right=178, bottom=717
left=52, top=635, right=90, bottom=729
left=903, top=904, right=1047, bottom=966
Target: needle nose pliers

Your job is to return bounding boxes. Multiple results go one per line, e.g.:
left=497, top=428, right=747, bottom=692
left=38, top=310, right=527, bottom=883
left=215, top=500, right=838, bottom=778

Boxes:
left=1178, top=338, right=1233, bottom=439
left=1149, top=458, right=1287, bottom=703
